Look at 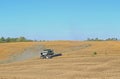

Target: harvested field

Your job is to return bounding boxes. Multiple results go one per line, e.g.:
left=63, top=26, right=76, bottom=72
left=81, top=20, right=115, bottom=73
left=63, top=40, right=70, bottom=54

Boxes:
left=0, top=41, right=120, bottom=79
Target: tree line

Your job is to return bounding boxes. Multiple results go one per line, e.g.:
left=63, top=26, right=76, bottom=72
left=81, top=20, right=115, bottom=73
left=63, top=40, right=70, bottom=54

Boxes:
left=87, top=38, right=118, bottom=41
left=0, top=37, right=119, bottom=43
left=0, top=37, right=33, bottom=43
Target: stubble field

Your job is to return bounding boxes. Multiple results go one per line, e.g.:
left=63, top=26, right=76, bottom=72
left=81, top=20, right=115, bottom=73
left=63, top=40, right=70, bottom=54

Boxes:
left=0, top=41, right=120, bottom=79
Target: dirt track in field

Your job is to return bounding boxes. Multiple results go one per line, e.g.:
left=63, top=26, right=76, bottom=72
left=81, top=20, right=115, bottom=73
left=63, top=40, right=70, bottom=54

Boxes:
left=0, top=43, right=91, bottom=64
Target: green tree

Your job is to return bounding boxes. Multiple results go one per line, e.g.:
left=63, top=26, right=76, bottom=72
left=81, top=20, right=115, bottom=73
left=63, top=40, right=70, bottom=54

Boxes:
left=16, top=37, right=26, bottom=42
left=6, top=37, right=11, bottom=42
left=0, top=37, right=6, bottom=43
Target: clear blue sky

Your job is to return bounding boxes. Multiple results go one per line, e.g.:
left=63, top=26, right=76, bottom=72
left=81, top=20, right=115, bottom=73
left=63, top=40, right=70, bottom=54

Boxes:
left=0, top=0, right=120, bottom=40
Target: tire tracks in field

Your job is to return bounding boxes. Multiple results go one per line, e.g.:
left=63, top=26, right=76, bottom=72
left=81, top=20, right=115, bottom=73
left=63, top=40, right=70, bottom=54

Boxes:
left=60, top=44, right=92, bottom=53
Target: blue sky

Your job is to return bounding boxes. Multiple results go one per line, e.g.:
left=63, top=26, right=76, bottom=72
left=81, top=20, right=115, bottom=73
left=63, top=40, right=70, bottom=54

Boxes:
left=0, top=0, right=120, bottom=40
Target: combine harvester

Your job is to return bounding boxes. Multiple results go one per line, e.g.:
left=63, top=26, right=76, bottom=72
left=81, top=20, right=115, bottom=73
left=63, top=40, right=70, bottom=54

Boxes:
left=40, top=49, right=62, bottom=59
